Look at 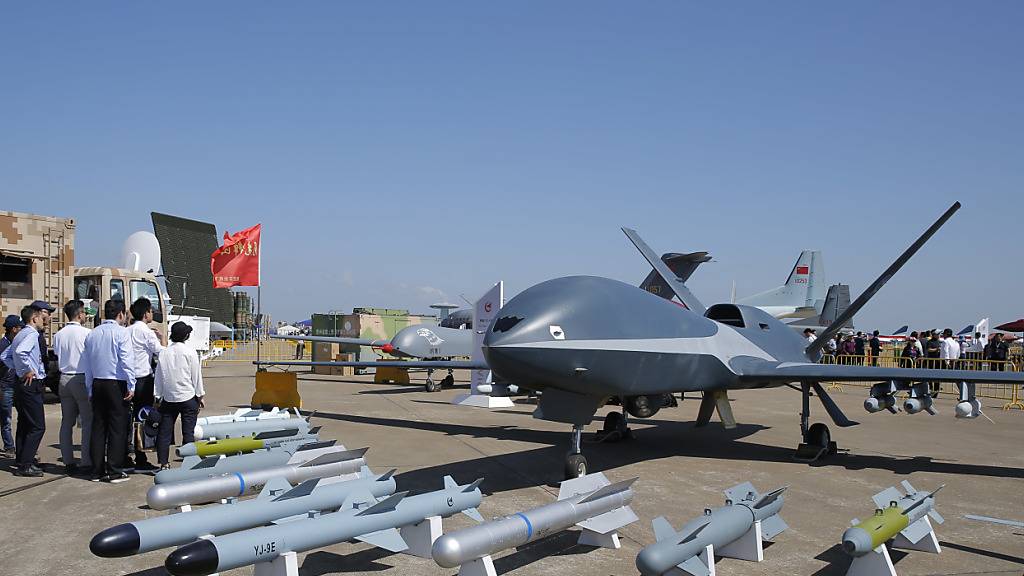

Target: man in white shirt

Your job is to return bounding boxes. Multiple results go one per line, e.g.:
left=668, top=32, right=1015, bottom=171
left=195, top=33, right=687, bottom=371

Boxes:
left=80, top=300, right=136, bottom=483
left=154, top=322, right=205, bottom=469
left=126, top=298, right=165, bottom=472
left=940, top=328, right=961, bottom=374
left=52, top=299, right=92, bottom=475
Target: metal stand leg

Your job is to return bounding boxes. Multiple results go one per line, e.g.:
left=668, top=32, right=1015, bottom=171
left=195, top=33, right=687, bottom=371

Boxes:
left=800, top=383, right=810, bottom=441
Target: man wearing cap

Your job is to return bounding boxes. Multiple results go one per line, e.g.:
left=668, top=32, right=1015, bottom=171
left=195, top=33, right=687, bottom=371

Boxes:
left=0, top=314, right=26, bottom=456
left=9, top=306, right=47, bottom=477
left=80, top=300, right=136, bottom=483
left=52, top=299, right=92, bottom=475
left=126, top=298, right=164, bottom=472
left=154, top=321, right=205, bottom=470
left=29, top=300, right=55, bottom=385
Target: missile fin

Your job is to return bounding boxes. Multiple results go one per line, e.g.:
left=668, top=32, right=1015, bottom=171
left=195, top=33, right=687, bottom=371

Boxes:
left=304, top=409, right=318, bottom=422
left=191, top=456, right=221, bottom=470
left=292, top=440, right=338, bottom=453
left=761, top=514, right=789, bottom=540
left=355, top=491, right=408, bottom=516
left=308, top=426, right=322, bottom=435
left=462, top=507, right=484, bottom=523
left=652, top=517, right=677, bottom=542
left=899, top=518, right=932, bottom=545
left=272, top=478, right=320, bottom=501
left=300, top=447, right=368, bottom=467
left=900, top=480, right=917, bottom=495
left=752, top=486, right=788, bottom=510
left=240, top=409, right=262, bottom=418
left=557, top=472, right=609, bottom=501
left=377, top=469, right=397, bottom=482
left=900, top=486, right=944, bottom=516
left=340, top=489, right=378, bottom=511
left=872, top=487, right=904, bottom=509
left=356, top=527, right=409, bottom=553
left=576, top=505, right=639, bottom=534
left=928, top=510, right=945, bottom=524
left=254, top=428, right=301, bottom=440
left=462, top=478, right=485, bottom=493
left=259, top=477, right=294, bottom=500
left=655, top=516, right=679, bottom=537
left=677, top=522, right=709, bottom=545
left=577, top=477, right=638, bottom=504
left=676, top=555, right=711, bottom=576
left=724, top=481, right=759, bottom=504
left=443, top=475, right=457, bottom=490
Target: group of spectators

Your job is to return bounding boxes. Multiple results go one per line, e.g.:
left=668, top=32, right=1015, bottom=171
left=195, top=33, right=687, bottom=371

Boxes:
left=807, top=326, right=1015, bottom=374
left=0, top=298, right=206, bottom=481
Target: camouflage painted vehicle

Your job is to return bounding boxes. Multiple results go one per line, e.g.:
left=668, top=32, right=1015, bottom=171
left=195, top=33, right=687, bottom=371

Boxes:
left=310, top=308, right=436, bottom=373
left=2, top=211, right=169, bottom=393
left=0, top=210, right=76, bottom=339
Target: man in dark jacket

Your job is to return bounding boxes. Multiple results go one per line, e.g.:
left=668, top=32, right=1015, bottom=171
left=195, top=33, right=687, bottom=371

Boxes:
left=854, top=332, right=866, bottom=365
left=869, top=330, right=882, bottom=366
left=986, top=333, right=1009, bottom=371
left=924, top=331, right=942, bottom=396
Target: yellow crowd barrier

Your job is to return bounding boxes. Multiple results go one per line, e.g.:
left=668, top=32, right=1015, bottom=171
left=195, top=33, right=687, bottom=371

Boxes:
left=816, top=353, right=1021, bottom=402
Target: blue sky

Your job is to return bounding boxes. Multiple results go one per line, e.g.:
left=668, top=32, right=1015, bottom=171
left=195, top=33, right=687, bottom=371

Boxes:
left=2, top=2, right=1021, bottom=331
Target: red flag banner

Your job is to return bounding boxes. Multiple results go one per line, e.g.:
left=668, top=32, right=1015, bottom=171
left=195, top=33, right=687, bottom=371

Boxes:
left=795, top=266, right=809, bottom=275
left=211, top=224, right=261, bottom=288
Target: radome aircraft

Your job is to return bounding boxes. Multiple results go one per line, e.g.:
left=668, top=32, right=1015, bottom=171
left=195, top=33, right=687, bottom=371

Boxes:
left=263, top=202, right=1024, bottom=480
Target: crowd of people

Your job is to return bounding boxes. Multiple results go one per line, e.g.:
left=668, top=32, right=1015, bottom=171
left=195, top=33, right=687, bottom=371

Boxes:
left=805, top=326, right=1016, bottom=376
left=0, top=298, right=206, bottom=481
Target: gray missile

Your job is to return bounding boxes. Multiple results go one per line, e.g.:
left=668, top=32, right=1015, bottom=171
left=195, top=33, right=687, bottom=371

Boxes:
left=165, top=475, right=485, bottom=576
left=636, top=483, right=788, bottom=576
left=193, top=411, right=311, bottom=440
left=195, top=407, right=294, bottom=427
left=432, top=472, right=638, bottom=571
left=92, top=467, right=396, bottom=557
left=175, top=427, right=322, bottom=457
left=155, top=440, right=337, bottom=485
left=147, top=447, right=369, bottom=510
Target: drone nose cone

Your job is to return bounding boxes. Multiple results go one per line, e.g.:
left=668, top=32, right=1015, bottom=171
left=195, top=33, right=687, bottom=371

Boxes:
left=90, top=523, right=141, bottom=557
left=165, top=539, right=220, bottom=576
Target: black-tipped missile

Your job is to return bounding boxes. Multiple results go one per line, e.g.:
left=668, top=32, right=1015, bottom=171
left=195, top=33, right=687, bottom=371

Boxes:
left=176, top=427, right=321, bottom=457
left=432, top=472, right=638, bottom=573
left=636, top=482, right=788, bottom=576
left=91, top=467, right=396, bottom=557
left=164, top=476, right=485, bottom=576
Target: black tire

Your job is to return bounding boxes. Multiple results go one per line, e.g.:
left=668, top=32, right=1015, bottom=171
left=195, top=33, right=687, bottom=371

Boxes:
left=806, top=422, right=831, bottom=449
left=425, top=379, right=441, bottom=393
left=603, top=411, right=625, bottom=432
left=440, top=375, right=455, bottom=388
left=564, top=454, right=588, bottom=479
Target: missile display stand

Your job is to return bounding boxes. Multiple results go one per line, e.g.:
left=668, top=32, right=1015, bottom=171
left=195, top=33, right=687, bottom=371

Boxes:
left=664, top=520, right=767, bottom=576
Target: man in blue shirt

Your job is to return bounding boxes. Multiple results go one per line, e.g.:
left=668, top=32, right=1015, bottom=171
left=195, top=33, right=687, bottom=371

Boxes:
left=10, top=306, right=48, bottom=477
left=81, top=300, right=136, bottom=483
left=0, top=314, right=25, bottom=456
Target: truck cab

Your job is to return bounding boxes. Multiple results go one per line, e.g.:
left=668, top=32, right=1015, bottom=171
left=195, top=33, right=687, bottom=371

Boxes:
left=74, top=267, right=169, bottom=340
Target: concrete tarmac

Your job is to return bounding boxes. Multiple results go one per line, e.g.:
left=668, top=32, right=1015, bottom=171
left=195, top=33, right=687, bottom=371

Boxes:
left=3, top=362, right=1022, bottom=575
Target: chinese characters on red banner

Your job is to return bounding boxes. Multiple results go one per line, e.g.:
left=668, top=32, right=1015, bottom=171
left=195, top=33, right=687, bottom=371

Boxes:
left=210, top=224, right=261, bottom=287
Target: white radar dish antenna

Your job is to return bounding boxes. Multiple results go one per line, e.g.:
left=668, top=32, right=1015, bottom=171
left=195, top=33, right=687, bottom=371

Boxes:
left=122, top=231, right=162, bottom=273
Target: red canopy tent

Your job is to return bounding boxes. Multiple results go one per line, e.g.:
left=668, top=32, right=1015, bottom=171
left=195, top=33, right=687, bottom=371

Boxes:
left=995, top=319, right=1024, bottom=332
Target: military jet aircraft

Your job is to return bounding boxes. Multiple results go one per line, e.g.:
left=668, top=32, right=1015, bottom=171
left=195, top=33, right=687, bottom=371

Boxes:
left=479, top=202, right=1024, bottom=478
